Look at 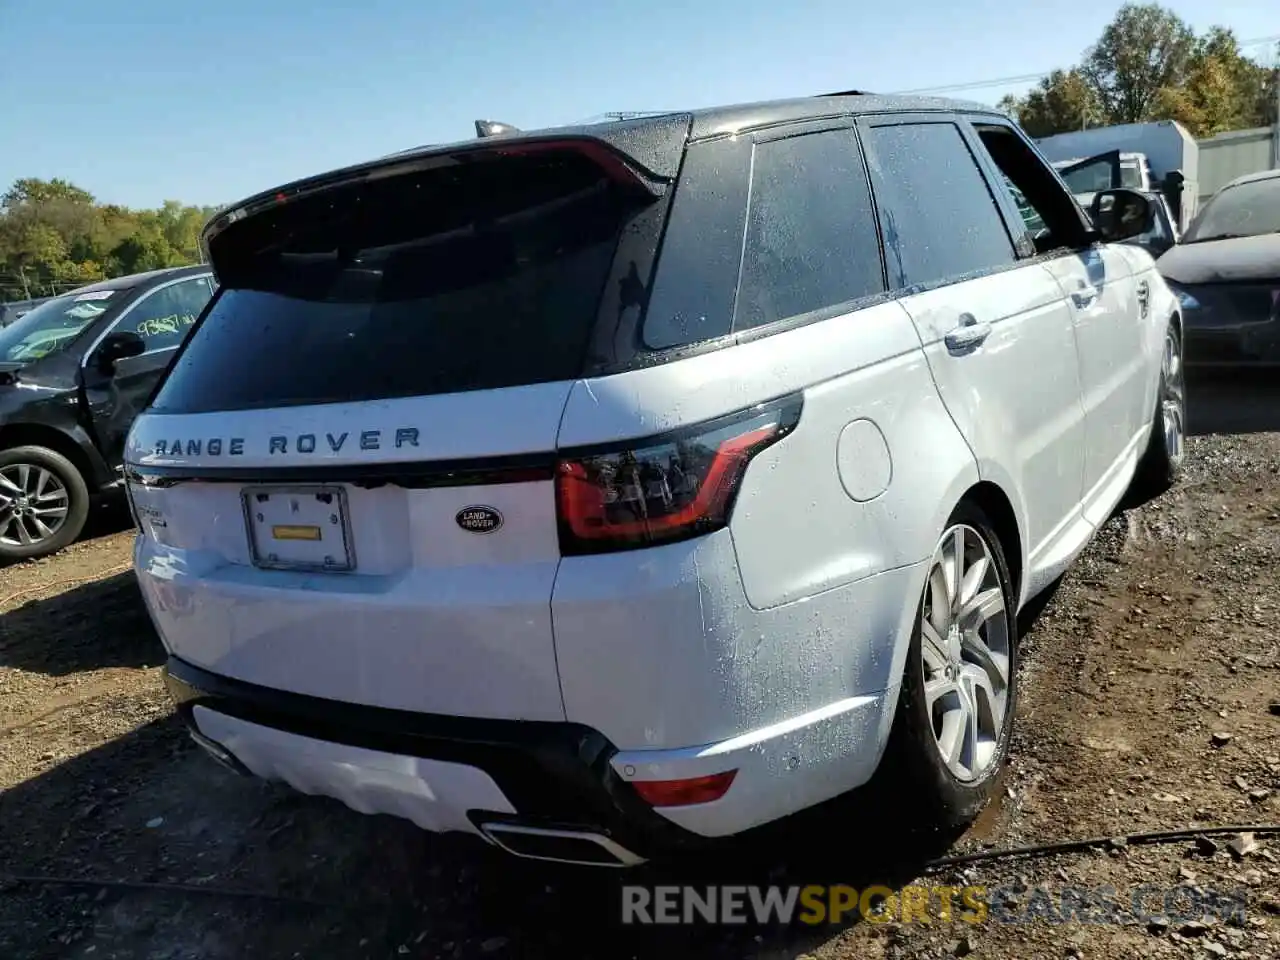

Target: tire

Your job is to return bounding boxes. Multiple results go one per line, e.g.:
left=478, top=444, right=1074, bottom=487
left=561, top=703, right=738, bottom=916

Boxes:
left=1132, top=322, right=1186, bottom=498
left=882, top=501, right=1019, bottom=829
left=0, top=445, right=90, bottom=561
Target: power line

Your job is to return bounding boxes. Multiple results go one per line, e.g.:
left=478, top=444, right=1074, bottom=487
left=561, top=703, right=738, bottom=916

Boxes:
left=891, top=33, right=1280, bottom=97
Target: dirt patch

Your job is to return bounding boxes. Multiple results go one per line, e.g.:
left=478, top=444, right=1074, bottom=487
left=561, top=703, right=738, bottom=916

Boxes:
left=2, top=375, right=1279, bottom=959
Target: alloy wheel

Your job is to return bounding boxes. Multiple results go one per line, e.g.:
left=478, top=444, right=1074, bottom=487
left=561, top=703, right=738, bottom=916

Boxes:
left=1161, top=329, right=1186, bottom=468
left=0, top=463, right=71, bottom=547
left=920, top=524, right=1012, bottom=783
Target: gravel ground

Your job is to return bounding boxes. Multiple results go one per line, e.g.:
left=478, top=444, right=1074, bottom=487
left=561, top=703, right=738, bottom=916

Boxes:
left=1, top=373, right=1278, bottom=960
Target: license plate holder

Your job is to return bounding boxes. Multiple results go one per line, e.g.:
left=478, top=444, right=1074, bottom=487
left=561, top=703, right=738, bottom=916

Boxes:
left=242, top=485, right=355, bottom=572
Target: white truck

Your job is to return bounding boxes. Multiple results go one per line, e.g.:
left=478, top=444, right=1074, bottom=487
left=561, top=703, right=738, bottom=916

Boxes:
left=1035, top=120, right=1199, bottom=234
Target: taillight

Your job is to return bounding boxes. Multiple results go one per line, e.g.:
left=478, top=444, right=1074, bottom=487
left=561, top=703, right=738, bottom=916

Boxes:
left=124, top=479, right=143, bottom=534
left=631, top=770, right=738, bottom=807
left=555, top=395, right=801, bottom=555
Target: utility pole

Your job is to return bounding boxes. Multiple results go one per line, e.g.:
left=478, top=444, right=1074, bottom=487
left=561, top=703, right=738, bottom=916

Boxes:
left=1273, top=62, right=1280, bottom=169
left=17, top=266, right=30, bottom=300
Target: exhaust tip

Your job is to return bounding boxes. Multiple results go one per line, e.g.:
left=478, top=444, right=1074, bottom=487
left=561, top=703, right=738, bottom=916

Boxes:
left=188, top=729, right=250, bottom=777
left=479, top=823, right=645, bottom=867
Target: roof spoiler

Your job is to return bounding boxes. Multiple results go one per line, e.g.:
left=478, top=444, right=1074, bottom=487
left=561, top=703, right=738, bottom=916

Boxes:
left=817, top=89, right=873, bottom=97
left=475, top=119, right=522, bottom=138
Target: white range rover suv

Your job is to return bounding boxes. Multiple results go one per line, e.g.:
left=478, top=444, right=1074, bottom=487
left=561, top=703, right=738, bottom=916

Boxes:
left=126, top=93, right=1184, bottom=867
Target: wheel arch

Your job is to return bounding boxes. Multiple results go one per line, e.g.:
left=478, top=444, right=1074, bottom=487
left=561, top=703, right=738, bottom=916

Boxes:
left=959, top=480, right=1024, bottom=608
left=0, top=422, right=105, bottom=492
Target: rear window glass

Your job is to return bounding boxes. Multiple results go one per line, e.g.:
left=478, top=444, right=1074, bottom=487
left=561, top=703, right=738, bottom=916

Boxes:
left=151, top=151, right=652, bottom=413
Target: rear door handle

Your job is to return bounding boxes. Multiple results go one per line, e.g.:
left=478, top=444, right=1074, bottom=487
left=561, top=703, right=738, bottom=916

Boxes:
left=944, top=315, right=993, bottom=352
left=1072, top=284, right=1100, bottom=308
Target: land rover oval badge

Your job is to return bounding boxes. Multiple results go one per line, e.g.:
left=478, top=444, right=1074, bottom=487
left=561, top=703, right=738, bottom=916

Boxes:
left=456, top=506, right=503, bottom=534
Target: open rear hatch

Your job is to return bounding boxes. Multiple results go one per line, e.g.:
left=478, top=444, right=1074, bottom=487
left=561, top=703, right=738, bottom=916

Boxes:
left=128, top=126, right=685, bottom=721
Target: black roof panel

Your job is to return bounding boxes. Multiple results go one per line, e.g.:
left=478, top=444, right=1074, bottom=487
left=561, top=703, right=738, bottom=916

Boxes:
left=204, top=93, right=1003, bottom=248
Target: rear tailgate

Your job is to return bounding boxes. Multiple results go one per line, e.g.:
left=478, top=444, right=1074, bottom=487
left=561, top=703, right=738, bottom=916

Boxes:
left=128, top=134, right=681, bottom=721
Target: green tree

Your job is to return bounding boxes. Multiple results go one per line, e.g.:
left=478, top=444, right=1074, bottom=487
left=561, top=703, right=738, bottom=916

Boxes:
left=999, top=5, right=1275, bottom=139
left=2, top=178, right=95, bottom=208
left=1002, top=69, right=1101, bottom=137
left=1081, top=3, right=1197, bottom=124
left=0, top=178, right=211, bottom=300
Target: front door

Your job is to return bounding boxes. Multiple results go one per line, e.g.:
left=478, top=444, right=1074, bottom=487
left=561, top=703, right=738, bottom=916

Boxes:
left=82, top=274, right=215, bottom=466
left=1040, top=248, right=1144, bottom=520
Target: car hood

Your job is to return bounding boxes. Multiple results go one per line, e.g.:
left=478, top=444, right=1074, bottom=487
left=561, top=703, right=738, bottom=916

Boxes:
left=1157, top=234, right=1280, bottom=285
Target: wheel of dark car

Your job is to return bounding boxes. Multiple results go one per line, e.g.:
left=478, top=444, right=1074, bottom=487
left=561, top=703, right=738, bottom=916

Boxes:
left=883, top=502, right=1018, bottom=828
left=1132, top=323, right=1185, bottom=496
left=0, top=445, right=90, bottom=561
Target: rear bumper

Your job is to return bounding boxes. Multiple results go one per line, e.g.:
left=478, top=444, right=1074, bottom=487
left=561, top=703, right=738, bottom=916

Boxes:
left=163, top=656, right=695, bottom=858
left=164, top=656, right=895, bottom=854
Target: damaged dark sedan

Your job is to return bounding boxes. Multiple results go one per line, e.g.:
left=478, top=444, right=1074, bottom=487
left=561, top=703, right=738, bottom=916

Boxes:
left=1156, top=168, right=1280, bottom=367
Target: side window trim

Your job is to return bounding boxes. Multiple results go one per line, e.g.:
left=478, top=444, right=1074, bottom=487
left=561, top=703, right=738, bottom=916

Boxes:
left=953, top=117, right=1040, bottom=259
left=81, top=273, right=215, bottom=367
left=960, top=115, right=1098, bottom=256
left=855, top=113, right=1021, bottom=294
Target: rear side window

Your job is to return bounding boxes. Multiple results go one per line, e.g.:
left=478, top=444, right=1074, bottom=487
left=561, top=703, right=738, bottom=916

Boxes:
left=641, top=138, right=751, bottom=351
left=150, top=151, right=654, bottom=413
left=734, top=129, right=884, bottom=331
left=861, top=122, right=1015, bottom=289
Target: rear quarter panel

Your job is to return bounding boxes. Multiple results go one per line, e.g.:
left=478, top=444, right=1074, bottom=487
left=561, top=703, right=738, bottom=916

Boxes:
left=552, top=300, right=979, bottom=748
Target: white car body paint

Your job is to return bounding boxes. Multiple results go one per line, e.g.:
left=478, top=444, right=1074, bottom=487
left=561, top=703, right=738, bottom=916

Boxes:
left=129, top=109, right=1180, bottom=857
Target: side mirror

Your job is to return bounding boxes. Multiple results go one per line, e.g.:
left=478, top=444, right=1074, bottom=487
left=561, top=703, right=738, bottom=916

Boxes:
left=1089, top=189, right=1155, bottom=243
left=94, top=331, right=146, bottom=373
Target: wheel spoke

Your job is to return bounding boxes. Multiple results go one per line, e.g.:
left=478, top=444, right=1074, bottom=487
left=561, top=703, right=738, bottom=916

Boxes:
left=921, top=619, right=950, bottom=670
left=30, top=515, right=54, bottom=540
left=961, top=663, right=1004, bottom=742
left=927, top=565, right=952, bottom=634
left=944, top=528, right=964, bottom=607
left=925, top=675, right=958, bottom=711
left=0, top=472, right=21, bottom=497
left=958, top=586, right=1004, bottom=633
left=33, top=468, right=50, bottom=498
left=936, top=705, right=967, bottom=769
left=961, top=630, right=1009, bottom=691
left=958, top=554, right=989, bottom=608
left=33, top=504, right=68, bottom=520
left=15, top=514, right=34, bottom=545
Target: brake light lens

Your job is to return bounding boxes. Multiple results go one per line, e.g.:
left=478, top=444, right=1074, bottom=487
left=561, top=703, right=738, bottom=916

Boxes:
left=555, top=396, right=801, bottom=555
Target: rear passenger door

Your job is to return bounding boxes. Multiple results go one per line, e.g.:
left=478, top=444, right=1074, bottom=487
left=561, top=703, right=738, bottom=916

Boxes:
left=858, top=116, right=1087, bottom=581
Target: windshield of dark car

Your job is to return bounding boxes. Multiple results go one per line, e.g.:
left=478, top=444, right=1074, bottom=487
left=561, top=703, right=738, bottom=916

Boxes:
left=1185, top=176, right=1280, bottom=243
left=0, top=290, right=117, bottom=364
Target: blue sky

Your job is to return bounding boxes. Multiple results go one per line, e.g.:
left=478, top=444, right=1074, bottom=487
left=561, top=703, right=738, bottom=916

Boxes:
left=0, top=0, right=1275, bottom=209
